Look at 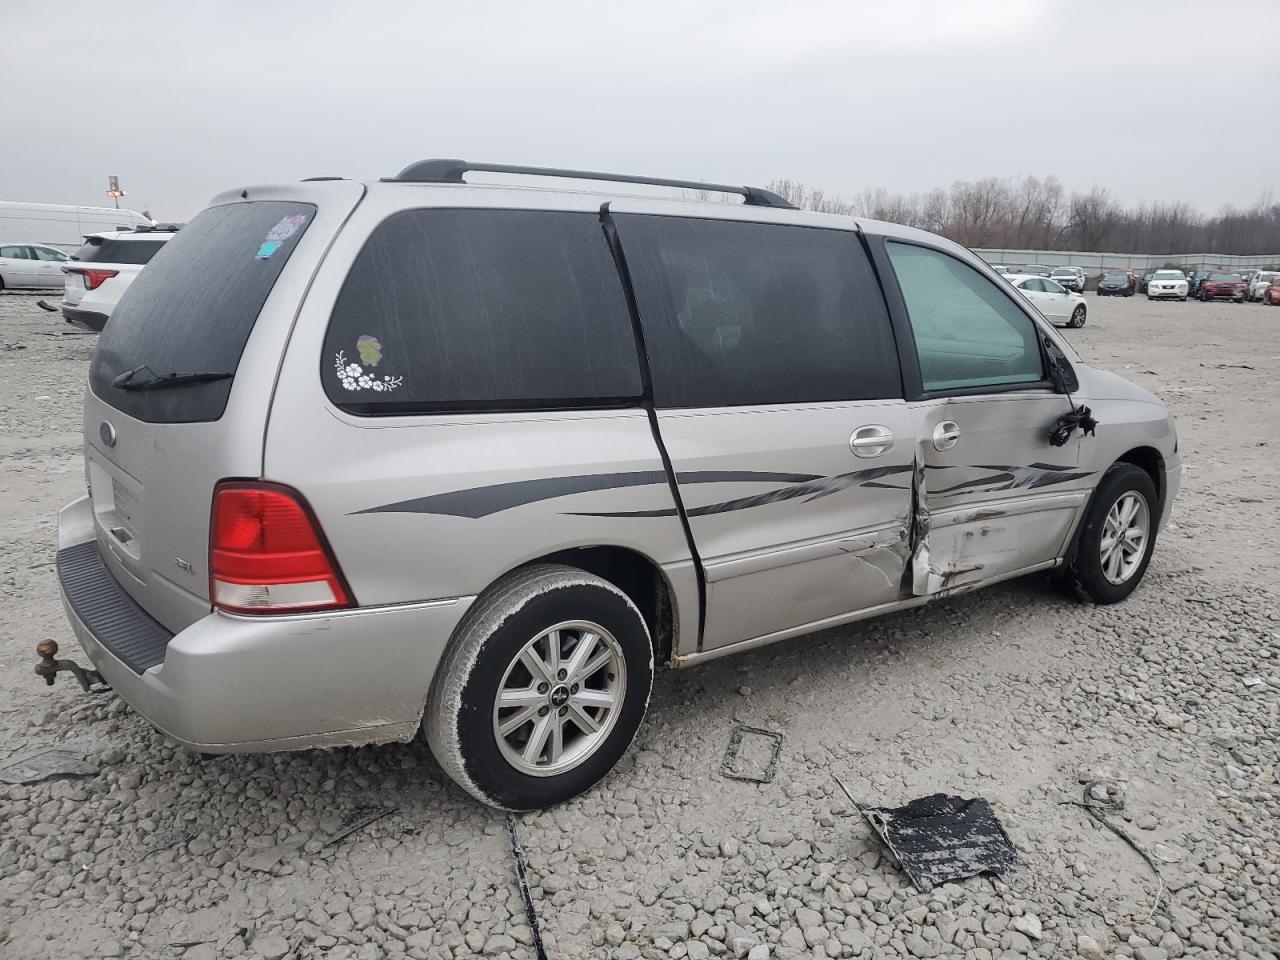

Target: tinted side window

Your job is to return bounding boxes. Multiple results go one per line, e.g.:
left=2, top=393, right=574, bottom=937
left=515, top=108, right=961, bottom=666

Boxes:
left=617, top=215, right=900, bottom=408
left=886, top=242, right=1044, bottom=393
left=323, top=209, right=641, bottom=414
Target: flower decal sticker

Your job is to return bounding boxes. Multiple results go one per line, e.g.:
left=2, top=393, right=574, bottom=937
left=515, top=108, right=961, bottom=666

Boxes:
left=334, top=336, right=403, bottom=393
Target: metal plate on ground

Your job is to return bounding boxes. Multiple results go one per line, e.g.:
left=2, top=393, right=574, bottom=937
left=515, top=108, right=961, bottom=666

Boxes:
left=861, top=793, right=1018, bottom=892
left=721, top=725, right=783, bottom=784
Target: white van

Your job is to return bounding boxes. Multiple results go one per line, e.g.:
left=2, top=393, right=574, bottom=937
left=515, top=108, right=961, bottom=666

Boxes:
left=0, top=201, right=153, bottom=252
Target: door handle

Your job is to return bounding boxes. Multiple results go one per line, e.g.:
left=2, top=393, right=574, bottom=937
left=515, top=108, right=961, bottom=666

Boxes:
left=933, top=420, right=960, bottom=451
left=849, top=424, right=894, bottom=458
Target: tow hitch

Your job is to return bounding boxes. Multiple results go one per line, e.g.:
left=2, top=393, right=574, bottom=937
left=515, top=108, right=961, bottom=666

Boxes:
left=35, top=639, right=106, bottom=692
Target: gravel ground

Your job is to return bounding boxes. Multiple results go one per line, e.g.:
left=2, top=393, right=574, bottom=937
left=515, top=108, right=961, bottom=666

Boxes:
left=0, top=291, right=1276, bottom=960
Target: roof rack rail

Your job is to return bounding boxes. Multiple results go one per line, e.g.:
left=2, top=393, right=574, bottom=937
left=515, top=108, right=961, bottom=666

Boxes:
left=385, top=159, right=796, bottom=209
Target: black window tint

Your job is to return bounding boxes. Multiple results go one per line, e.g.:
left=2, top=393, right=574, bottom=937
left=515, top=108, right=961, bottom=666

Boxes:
left=616, top=216, right=900, bottom=408
left=322, top=209, right=641, bottom=414
left=71, top=237, right=166, bottom=265
left=90, top=201, right=314, bottom=423
left=886, top=242, right=1044, bottom=393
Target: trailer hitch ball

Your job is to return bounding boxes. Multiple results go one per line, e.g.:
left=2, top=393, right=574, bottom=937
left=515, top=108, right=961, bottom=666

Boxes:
left=34, top=639, right=105, bottom=692
left=36, top=640, right=60, bottom=686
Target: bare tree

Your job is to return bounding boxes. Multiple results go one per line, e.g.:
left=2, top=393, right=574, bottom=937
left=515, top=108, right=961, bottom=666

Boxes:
left=759, top=174, right=1280, bottom=256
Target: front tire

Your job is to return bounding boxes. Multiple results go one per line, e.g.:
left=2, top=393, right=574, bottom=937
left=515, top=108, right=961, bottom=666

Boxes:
left=424, top=563, right=653, bottom=810
left=1060, top=463, right=1158, bottom=604
left=1068, top=305, right=1086, bottom=328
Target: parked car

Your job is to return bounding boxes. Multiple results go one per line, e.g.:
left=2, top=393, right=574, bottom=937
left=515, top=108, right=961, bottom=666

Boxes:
left=1247, top=271, right=1278, bottom=301
left=50, top=160, right=1181, bottom=810
left=1147, top=270, right=1189, bottom=301
left=1007, top=274, right=1088, bottom=327
left=1097, top=271, right=1136, bottom=296
left=990, top=264, right=1010, bottom=275
left=1265, top=279, right=1280, bottom=305
left=0, top=201, right=152, bottom=252
left=1050, top=266, right=1085, bottom=292
left=1187, top=271, right=1215, bottom=298
left=1198, top=273, right=1247, bottom=302
left=1138, top=272, right=1155, bottom=294
left=1020, top=264, right=1052, bottom=277
left=0, top=242, right=70, bottom=289
left=60, top=227, right=178, bottom=330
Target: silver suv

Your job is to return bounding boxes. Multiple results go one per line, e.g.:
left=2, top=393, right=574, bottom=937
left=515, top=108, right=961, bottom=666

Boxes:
left=52, top=161, right=1181, bottom=809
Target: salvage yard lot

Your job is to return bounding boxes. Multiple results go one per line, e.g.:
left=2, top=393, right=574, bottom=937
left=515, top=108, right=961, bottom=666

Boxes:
left=0, top=293, right=1276, bottom=960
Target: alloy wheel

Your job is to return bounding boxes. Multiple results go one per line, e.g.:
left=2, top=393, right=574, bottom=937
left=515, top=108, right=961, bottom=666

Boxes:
left=492, top=620, right=626, bottom=776
left=1100, top=492, right=1150, bottom=585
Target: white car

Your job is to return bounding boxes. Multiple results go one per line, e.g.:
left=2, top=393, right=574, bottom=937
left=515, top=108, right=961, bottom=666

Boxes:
left=1147, top=269, right=1189, bottom=301
left=990, top=264, right=1010, bottom=275
left=1248, top=271, right=1278, bottom=302
left=60, top=228, right=176, bottom=331
left=1006, top=273, right=1087, bottom=327
left=1050, top=266, right=1085, bottom=292
left=0, top=242, right=70, bottom=289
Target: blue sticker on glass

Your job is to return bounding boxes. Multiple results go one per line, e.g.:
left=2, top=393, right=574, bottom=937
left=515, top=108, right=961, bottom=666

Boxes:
left=256, top=214, right=308, bottom=259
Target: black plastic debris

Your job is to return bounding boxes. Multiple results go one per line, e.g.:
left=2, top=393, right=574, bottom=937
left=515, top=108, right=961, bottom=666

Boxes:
left=1049, top=405, right=1097, bottom=447
left=721, top=725, right=784, bottom=784
left=321, top=805, right=394, bottom=848
left=858, top=792, right=1018, bottom=892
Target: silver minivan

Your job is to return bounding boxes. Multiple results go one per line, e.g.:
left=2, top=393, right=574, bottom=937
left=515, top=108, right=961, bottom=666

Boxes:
left=52, top=161, right=1180, bottom=809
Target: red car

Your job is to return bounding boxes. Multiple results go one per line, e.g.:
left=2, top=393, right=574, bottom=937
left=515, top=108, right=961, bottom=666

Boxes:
left=1197, top=272, right=1247, bottom=302
left=1266, top=281, right=1280, bottom=305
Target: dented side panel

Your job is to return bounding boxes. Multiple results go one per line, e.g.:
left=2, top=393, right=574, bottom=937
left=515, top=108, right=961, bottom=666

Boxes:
left=907, top=391, right=1085, bottom=595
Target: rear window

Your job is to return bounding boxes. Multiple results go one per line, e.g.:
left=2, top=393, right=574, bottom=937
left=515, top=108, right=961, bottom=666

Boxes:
left=616, top=215, right=901, bottom=408
left=90, top=201, right=314, bottom=423
left=322, top=209, right=641, bottom=414
left=72, top=237, right=167, bottom=265
left=1209, top=273, right=1242, bottom=281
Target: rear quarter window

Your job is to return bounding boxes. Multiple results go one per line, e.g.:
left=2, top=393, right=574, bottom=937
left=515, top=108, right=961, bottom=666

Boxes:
left=322, top=209, right=642, bottom=414
left=90, top=201, right=315, bottom=424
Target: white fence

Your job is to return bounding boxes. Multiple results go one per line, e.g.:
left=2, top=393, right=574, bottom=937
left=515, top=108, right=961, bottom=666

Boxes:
left=973, top=248, right=1280, bottom=276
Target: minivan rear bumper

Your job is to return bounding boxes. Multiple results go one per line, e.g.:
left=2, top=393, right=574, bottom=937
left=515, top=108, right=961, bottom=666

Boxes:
left=56, top=495, right=475, bottom=753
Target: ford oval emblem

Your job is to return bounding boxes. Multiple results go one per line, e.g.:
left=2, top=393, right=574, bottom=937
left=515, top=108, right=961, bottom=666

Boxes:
left=99, top=421, right=117, bottom=448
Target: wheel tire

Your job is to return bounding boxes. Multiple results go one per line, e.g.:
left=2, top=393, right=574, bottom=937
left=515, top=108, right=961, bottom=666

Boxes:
left=1059, top=463, right=1159, bottom=605
left=1068, top=305, right=1086, bottom=328
left=424, top=563, right=653, bottom=810
left=1180, top=296, right=1187, bottom=302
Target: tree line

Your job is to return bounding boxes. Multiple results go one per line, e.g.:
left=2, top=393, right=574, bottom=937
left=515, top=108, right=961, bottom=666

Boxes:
left=765, top=176, right=1280, bottom=255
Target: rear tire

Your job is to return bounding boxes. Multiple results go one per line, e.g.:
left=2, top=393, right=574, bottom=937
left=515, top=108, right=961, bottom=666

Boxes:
left=424, top=563, right=653, bottom=810
left=1059, top=463, right=1158, bottom=605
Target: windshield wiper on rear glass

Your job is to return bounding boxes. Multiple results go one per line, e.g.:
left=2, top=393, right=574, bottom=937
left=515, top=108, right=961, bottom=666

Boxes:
left=111, top=365, right=233, bottom=392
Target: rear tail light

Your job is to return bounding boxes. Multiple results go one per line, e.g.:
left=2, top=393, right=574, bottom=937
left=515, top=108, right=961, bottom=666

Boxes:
left=67, top=267, right=119, bottom=290
left=209, top=481, right=353, bottom=614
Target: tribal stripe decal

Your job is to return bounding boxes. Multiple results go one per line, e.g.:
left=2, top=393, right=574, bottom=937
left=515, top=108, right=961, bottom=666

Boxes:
left=357, top=462, right=1092, bottom=519
left=570, top=464, right=916, bottom=519
left=356, top=469, right=820, bottom=519
left=931, top=463, right=1093, bottom=498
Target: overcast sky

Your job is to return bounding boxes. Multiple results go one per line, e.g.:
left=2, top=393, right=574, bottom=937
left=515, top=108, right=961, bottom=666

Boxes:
left=5, top=0, right=1276, bottom=220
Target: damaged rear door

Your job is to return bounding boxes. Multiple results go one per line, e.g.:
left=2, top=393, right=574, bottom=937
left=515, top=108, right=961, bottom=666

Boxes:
left=613, top=210, right=914, bottom=651
left=878, top=240, right=1086, bottom=594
